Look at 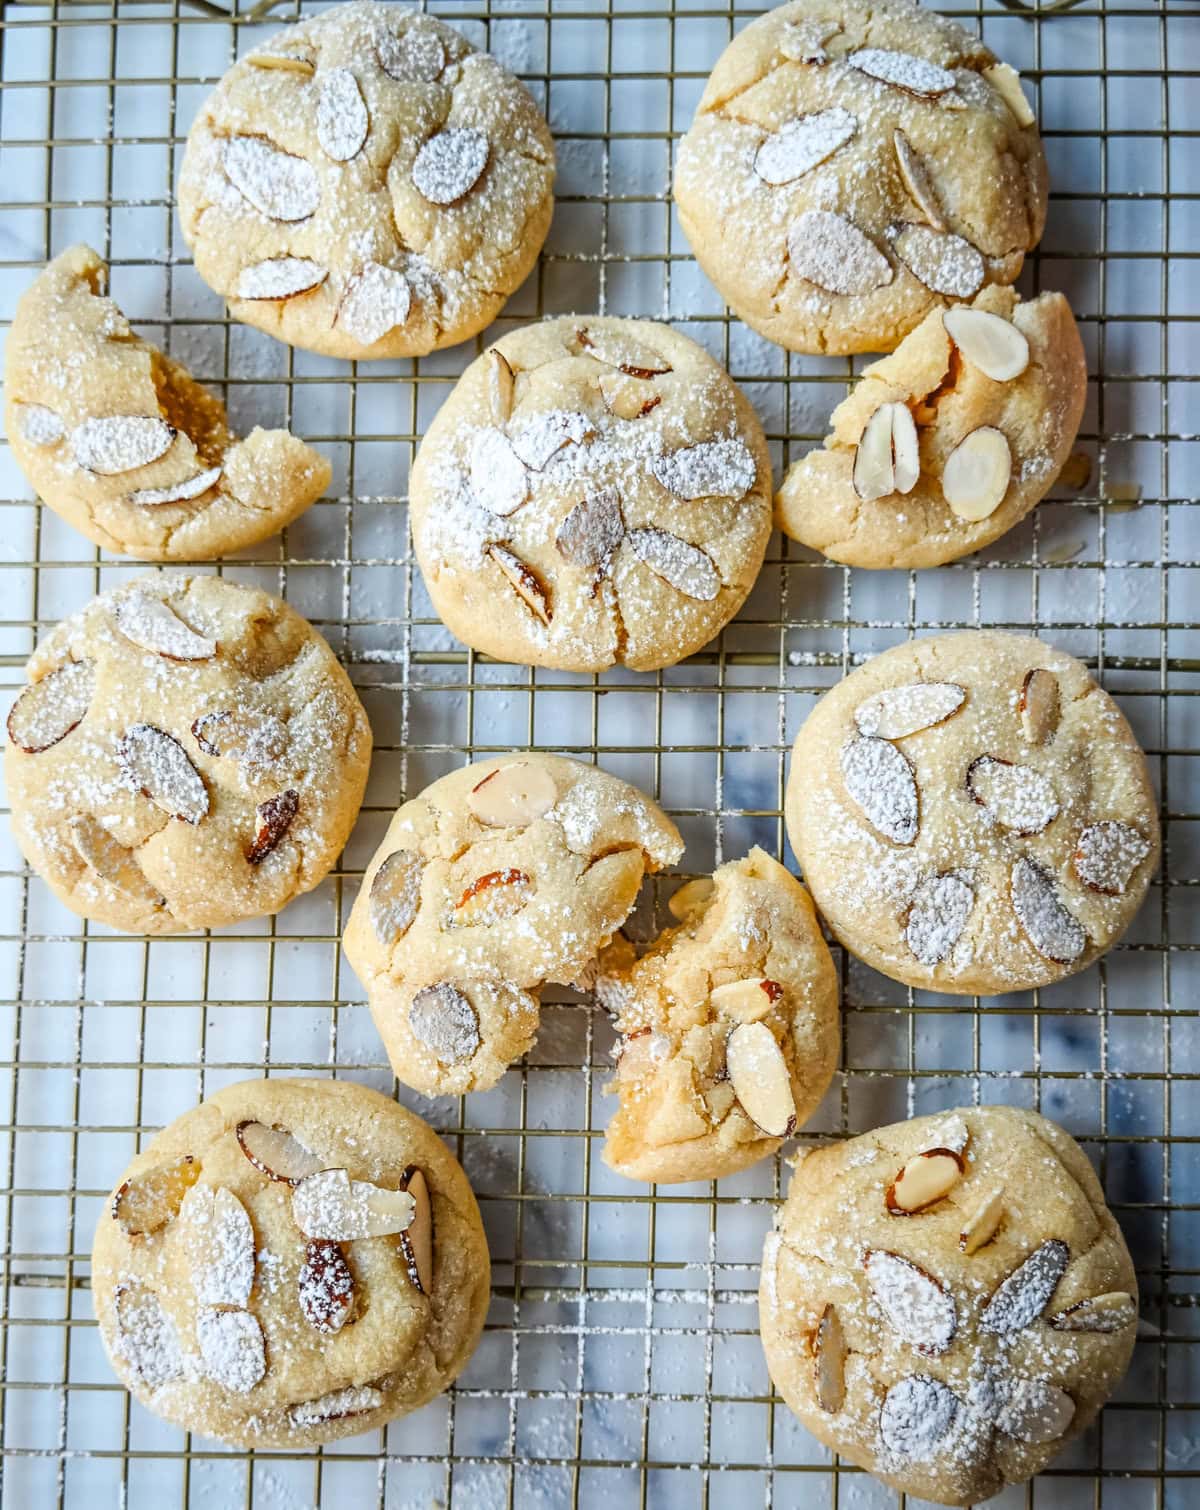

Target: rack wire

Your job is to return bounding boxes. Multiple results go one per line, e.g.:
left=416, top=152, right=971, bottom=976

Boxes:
left=0, top=0, right=1196, bottom=1505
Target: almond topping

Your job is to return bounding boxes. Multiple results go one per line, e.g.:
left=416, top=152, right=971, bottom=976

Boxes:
left=68, top=815, right=162, bottom=906
left=652, top=438, right=757, bottom=501
left=853, top=401, right=919, bottom=501
left=221, top=135, right=320, bottom=221
left=236, top=257, right=328, bottom=301
left=196, top=1307, right=265, bottom=1394
left=488, top=349, right=515, bottom=425
left=127, top=465, right=223, bottom=507
left=115, top=1284, right=185, bottom=1387
left=469, top=428, right=529, bottom=516
left=112, top=1155, right=200, bottom=1236
left=906, top=873, right=974, bottom=966
left=316, top=67, right=368, bottom=161
left=996, top=1378, right=1075, bottom=1445
left=1011, top=857, right=1086, bottom=964
left=942, top=425, right=1012, bottom=522
left=292, top=1167, right=415, bottom=1241
left=943, top=306, right=1030, bottom=382
left=337, top=262, right=412, bottom=348
left=616, top=1028, right=668, bottom=1083
left=754, top=108, right=858, bottom=186
left=895, top=224, right=984, bottom=298
left=984, top=61, right=1036, bottom=127
left=247, top=52, right=315, bottom=75
left=980, top=1238, right=1068, bottom=1335
left=850, top=47, right=956, bottom=98
left=72, top=415, right=176, bottom=475
left=788, top=210, right=893, bottom=296
left=114, top=592, right=216, bottom=660
left=192, top=708, right=287, bottom=772
left=1019, top=668, right=1060, bottom=745
left=8, top=659, right=95, bottom=753
left=893, top=130, right=946, bottom=231
left=369, top=848, right=424, bottom=945
left=627, top=527, right=720, bottom=601
left=409, top=982, right=481, bottom=1063
left=15, top=401, right=65, bottom=445
left=453, top=867, right=533, bottom=926
left=398, top=1165, right=433, bottom=1295
left=959, top=1185, right=1005, bottom=1255
left=855, top=682, right=965, bottom=740
left=376, top=23, right=444, bottom=83
left=236, top=1121, right=322, bottom=1184
left=710, top=977, right=783, bottom=1024
left=967, top=755, right=1059, bottom=835
left=488, top=544, right=552, bottom=625
left=298, top=1239, right=355, bottom=1332
left=1048, top=1290, right=1136, bottom=1334
left=247, top=790, right=299, bottom=864
left=598, top=371, right=661, bottom=420
left=864, top=1249, right=957, bottom=1354
left=511, top=409, right=593, bottom=471
left=779, top=20, right=842, bottom=64
left=841, top=736, right=919, bottom=845
left=725, top=1021, right=796, bottom=1138
left=468, top=762, right=557, bottom=827
left=879, top=1374, right=959, bottom=1458
left=575, top=326, right=672, bottom=379
left=556, top=487, right=625, bottom=573
left=668, top=876, right=714, bottom=920
left=812, top=1303, right=846, bottom=1413
left=1074, top=821, right=1152, bottom=895
left=412, top=126, right=489, bottom=205
left=185, top=1185, right=256, bottom=1308
left=118, top=724, right=209, bottom=825
left=290, top=1384, right=385, bottom=1427
left=886, top=1148, right=963, bottom=1214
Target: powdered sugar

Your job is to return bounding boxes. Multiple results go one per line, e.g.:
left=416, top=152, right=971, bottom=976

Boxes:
left=195, top=1306, right=266, bottom=1393
left=850, top=48, right=957, bottom=99
left=221, top=136, right=320, bottom=222
left=905, top=873, right=974, bottom=965
left=894, top=224, right=985, bottom=298
left=1010, top=857, right=1086, bottom=964
left=15, top=400, right=65, bottom=445
left=967, top=756, right=1060, bottom=835
left=787, top=210, right=894, bottom=296
left=114, top=591, right=217, bottom=660
left=880, top=1374, right=959, bottom=1458
left=651, top=438, right=756, bottom=501
left=865, top=1249, right=957, bottom=1354
left=316, top=67, right=368, bottom=162
left=979, top=1238, right=1068, bottom=1335
left=854, top=682, right=966, bottom=739
left=754, top=108, right=858, bottom=186
left=469, top=428, right=529, bottom=516
left=337, top=261, right=412, bottom=347
left=72, top=414, right=177, bottom=475
left=410, top=982, right=481, bottom=1063
left=235, top=257, right=328, bottom=301
left=412, top=126, right=490, bottom=205
left=627, top=528, right=721, bottom=601
left=115, top=1284, right=186, bottom=1389
left=840, top=735, right=919, bottom=846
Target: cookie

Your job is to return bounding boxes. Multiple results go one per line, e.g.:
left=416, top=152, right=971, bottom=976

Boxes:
left=776, top=287, right=1086, bottom=568
left=343, top=754, right=683, bottom=1095
left=178, top=1, right=555, bottom=361
left=409, top=317, right=773, bottom=672
left=4, top=246, right=330, bottom=560
left=759, top=1105, right=1138, bottom=1505
left=598, top=848, right=839, bottom=1185
left=6, top=574, right=371, bottom=934
left=785, top=631, right=1158, bottom=995
left=674, top=0, right=1047, bottom=354
left=92, top=1077, right=489, bottom=1450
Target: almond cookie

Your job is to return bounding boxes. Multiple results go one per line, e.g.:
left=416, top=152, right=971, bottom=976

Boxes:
left=92, top=1077, right=489, bottom=1449
left=776, top=287, right=1086, bottom=567
left=343, top=755, right=683, bottom=1096
left=785, top=632, right=1158, bottom=995
left=6, top=574, right=371, bottom=934
left=759, top=1106, right=1138, bottom=1505
left=4, top=246, right=330, bottom=560
left=674, top=0, right=1047, bottom=354
left=597, top=848, right=839, bottom=1185
left=409, top=318, right=772, bottom=672
left=178, top=2, right=555, bottom=361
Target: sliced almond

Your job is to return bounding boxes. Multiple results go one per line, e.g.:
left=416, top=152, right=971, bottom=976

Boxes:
left=668, top=876, right=714, bottom=921
left=787, top=210, right=893, bottom=296
left=114, top=1284, right=185, bottom=1387
left=893, top=130, right=946, bottom=231
left=943, top=306, right=1030, bottom=382
left=453, top=867, right=533, bottom=926
left=850, top=47, right=956, bottom=98
left=725, top=1021, right=796, bottom=1138
left=711, top=978, right=783, bottom=1024
left=192, top=708, right=287, bottom=771
left=627, top=527, right=720, bottom=601
left=754, top=107, right=858, bottom=186
left=114, top=592, right=217, bottom=661
left=1019, top=668, right=1060, bottom=746
left=8, top=658, right=94, bottom=753
left=1011, top=857, right=1086, bottom=964
left=556, top=487, right=625, bottom=572
left=118, top=724, right=209, bottom=825
left=895, top=224, right=984, bottom=298
left=15, top=401, right=65, bottom=445
left=412, top=126, right=489, bottom=205
left=779, top=19, right=841, bottom=64
left=959, top=1185, right=1005, bottom=1255
left=246, top=789, right=299, bottom=864
left=879, top=1374, right=959, bottom=1457
left=840, top=736, right=919, bottom=846
left=1074, top=821, right=1152, bottom=896
left=236, top=258, right=328, bottom=301
left=906, top=873, right=974, bottom=966
left=317, top=67, right=368, bottom=161
left=235, top=1120, right=322, bottom=1184
left=996, top=1377, right=1075, bottom=1445
left=488, top=349, right=515, bottom=425
left=336, top=262, right=412, bottom=348
left=469, top=428, right=529, bottom=516
left=864, top=1249, right=957, bottom=1354
left=369, top=848, right=424, bottom=945
left=598, top=370, right=661, bottom=420
left=292, top=1167, right=415, bottom=1241
left=967, top=755, right=1059, bottom=835
left=128, top=465, right=223, bottom=507
left=71, top=415, right=176, bottom=475
left=886, top=1148, right=963, bottom=1214
left=855, top=682, right=965, bottom=740
left=187, top=1185, right=256, bottom=1308
left=488, top=544, right=552, bottom=625
left=112, top=1154, right=200, bottom=1236
left=511, top=409, right=593, bottom=472
left=247, top=52, right=315, bottom=76
left=812, top=1302, right=846, bottom=1413
left=853, top=401, right=919, bottom=500
left=196, top=1306, right=265, bottom=1393
left=652, top=438, right=756, bottom=501
left=298, top=1239, right=355, bottom=1332
left=984, top=61, right=1036, bottom=127
left=616, top=1028, right=668, bottom=1083
left=575, top=326, right=672, bottom=379
left=290, top=1383, right=385, bottom=1427
left=398, top=1165, right=433, bottom=1295
left=980, top=1237, right=1069, bottom=1335
left=468, top=762, right=557, bottom=827
left=409, top=981, right=481, bottom=1063
left=69, top=814, right=162, bottom=906
left=221, top=136, right=320, bottom=221
left=890, top=402, right=920, bottom=494
left=376, top=22, right=444, bottom=82
left=1048, top=1290, right=1136, bottom=1334
left=942, top=425, right=1012, bottom=522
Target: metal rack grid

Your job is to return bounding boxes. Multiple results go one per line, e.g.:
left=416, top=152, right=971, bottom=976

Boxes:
left=0, top=0, right=1196, bottom=1505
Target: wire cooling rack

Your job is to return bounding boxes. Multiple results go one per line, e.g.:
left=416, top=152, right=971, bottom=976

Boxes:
left=0, top=0, right=1196, bottom=1506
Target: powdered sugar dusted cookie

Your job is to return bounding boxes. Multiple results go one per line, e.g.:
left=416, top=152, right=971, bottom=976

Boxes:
left=92, top=1077, right=489, bottom=1449
left=4, top=246, right=329, bottom=559
left=409, top=317, right=772, bottom=671
left=599, top=848, right=839, bottom=1184
left=785, top=632, right=1158, bottom=995
left=776, top=287, right=1086, bottom=567
left=759, top=1106, right=1137, bottom=1505
left=178, top=2, right=555, bottom=360
left=6, top=575, right=371, bottom=933
left=674, top=0, right=1047, bottom=354
left=343, top=754, right=683, bottom=1095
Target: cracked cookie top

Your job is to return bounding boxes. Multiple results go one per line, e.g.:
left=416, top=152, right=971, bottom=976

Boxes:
left=759, top=1105, right=1138, bottom=1504
left=177, top=1, right=555, bottom=360
left=409, top=317, right=773, bottom=672
left=5, top=574, right=371, bottom=934
left=674, top=0, right=1048, bottom=355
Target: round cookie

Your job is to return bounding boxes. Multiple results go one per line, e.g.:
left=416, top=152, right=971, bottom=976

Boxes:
left=409, top=317, right=773, bottom=672
left=776, top=287, right=1086, bottom=568
left=343, top=754, right=683, bottom=1096
left=4, top=246, right=330, bottom=560
left=674, top=0, right=1048, bottom=355
left=6, top=574, right=371, bottom=934
left=92, top=1077, right=490, bottom=1449
left=785, top=631, right=1158, bottom=995
left=178, top=1, right=555, bottom=361
left=759, top=1105, right=1138, bottom=1505
left=598, top=848, right=839, bottom=1184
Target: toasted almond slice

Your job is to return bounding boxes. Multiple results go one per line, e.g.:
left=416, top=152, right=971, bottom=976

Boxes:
left=967, top=755, right=1059, bottom=835
left=812, top=1302, right=846, bottom=1412
left=1074, top=821, right=1152, bottom=895
left=112, top=1154, right=200, bottom=1236
left=850, top=47, right=956, bottom=98
left=906, top=873, right=974, bottom=966
left=317, top=67, right=368, bottom=161
left=942, top=425, right=1012, bottom=522
left=996, top=1377, right=1075, bottom=1445
left=8, top=658, right=95, bottom=753
left=1019, top=668, right=1060, bottom=745
left=118, top=724, right=209, bottom=825
left=72, top=415, right=176, bottom=475
left=864, top=1249, right=957, bottom=1354
left=985, top=61, right=1036, bottom=127
left=412, top=126, right=489, bottom=205
left=711, top=977, right=784, bottom=1024
left=187, top=1185, right=256, bottom=1308
left=299, top=1239, right=355, bottom=1332
left=454, top=867, right=533, bottom=926
left=291, top=1383, right=386, bottom=1427
left=15, top=401, right=65, bottom=445
left=376, top=21, right=444, bottom=82
left=69, top=814, right=162, bottom=906
left=1048, top=1290, right=1137, bottom=1333
left=236, top=257, right=328, bottom=301
left=336, top=262, right=412, bottom=347
left=236, top=1120, right=322, bottom=1183
left=511, top=409, right=592, bottom=471
left=855, top=682, right=965, bottom=740
left=575, top=326, right=672, bottom=378
left=114, top=1284, right=185, bottom=1387
left=247, top=51, right=315, bottom=75
left=895, top=224, right=984, bottom=298
left=627, top=527, right=720, bottom=601
left=192, top=708, right=287, bottom=771
left=893, top=130, right=946, bottom=231
left=652, top=438, right=757, bottom=501
left=489, top=544, right=552, bottom=625
left=488, top=349, right=516, bottom=425
left=246, top=789, right=299, bottom=864
left=469, top=428, right=529, bottom=517
left=398, top=1165, right=433, bottom=1295
left=668, top=876, right=714, bottom=921
left=980, top=1238, right=1069, bottom=1335
left=114, top=592, right=217, bottom=661
left=725, top=1021, right=795, bottom=1138
left=292, top=1167, right=415, bottom=1241
left=853, top=402, right=897, bottom=501
left=779, top=19, right=842, bottom=64
left=943, top=306, right=1030, bottom=382
left=369, top=848, right=423, bottom=945
left=468, top=762, right=557, bottom=827
left=127, top=465, right=223, bottom=507
left=1012, top=857, right=1086, bottom=964
left=409, top=981, right=481, bottom=1063
left=196, top=1306, right=265, bottom=1393
left=556, top=487, right=625, bottom=571
left=788, top=210, right=893, bottom=296
left=598, top=371, right=662, bottom=420
left=886, top=1148, right=963, bottom=1214
left=840, top=736, right=919, bottom=846
left=754, top=108, right=858, bottom=186
left=959, top=1184, right=1005, bottom=1255
left=221, top=135, right=320, bottom=221
left=880, top=1375, right=959, bottom=1456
